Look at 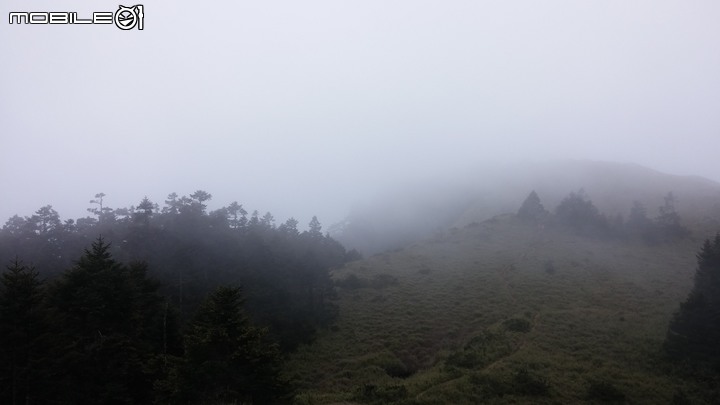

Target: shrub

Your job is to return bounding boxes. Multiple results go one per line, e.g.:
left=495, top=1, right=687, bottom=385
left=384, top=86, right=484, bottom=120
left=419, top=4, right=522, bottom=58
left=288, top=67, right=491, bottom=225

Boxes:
left=353, top=384, right=408, bottom=402
left=371, top=274, right=399, bottom=289
left=586, top=380, right=625, bottom=402
left=336, top=274, right=367, bottom=289
left=512, top=368, right=549, bottom=396
left=363, top=352, right=414, bottom=379
left=468, top=373, right=510, bottom=399
left=503, top=317, right=532, bottom=333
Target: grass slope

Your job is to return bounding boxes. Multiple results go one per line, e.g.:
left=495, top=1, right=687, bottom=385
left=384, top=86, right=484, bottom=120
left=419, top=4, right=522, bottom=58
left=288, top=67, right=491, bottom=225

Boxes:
left=285, top=215, right=718, bottom=404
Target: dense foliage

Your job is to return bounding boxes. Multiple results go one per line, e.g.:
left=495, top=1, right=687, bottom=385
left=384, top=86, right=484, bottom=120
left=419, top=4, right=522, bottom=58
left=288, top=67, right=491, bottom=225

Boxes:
left=0, top=238, right=293, bottom=404
left=0, top=191, right=357, bottom=403
left=0, top=191, right=353, bottom=351
left=167, top=286, right=286, bottom=404
left=0, top=259, right=47, bottom=405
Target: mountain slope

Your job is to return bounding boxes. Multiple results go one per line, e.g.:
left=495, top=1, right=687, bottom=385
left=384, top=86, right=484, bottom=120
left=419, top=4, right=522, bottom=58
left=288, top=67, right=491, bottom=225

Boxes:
left=331, top=160, right=720, bottom=255
left=286, top=215, right=717, bottom=404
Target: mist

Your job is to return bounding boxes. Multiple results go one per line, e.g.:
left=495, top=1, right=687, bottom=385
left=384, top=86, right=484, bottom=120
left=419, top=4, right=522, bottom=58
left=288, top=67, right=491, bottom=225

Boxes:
left=5, top=2, right=720, bottom=403
left=2, top=0, right=720, bottom=227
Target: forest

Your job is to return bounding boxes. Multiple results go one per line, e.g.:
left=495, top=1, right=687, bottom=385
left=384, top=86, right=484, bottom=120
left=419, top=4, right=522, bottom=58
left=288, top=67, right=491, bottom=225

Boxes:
left=0, top=191, right=358, bottom=404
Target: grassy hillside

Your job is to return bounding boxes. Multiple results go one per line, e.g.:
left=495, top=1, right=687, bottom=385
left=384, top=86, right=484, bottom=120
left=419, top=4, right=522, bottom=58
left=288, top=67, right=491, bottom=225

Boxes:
left=285, top=215, right=719, bottom=404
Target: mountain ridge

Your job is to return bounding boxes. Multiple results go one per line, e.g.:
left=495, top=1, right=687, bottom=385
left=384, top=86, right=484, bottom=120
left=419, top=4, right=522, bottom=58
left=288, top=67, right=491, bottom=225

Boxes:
left=331, top=160, right=720, bottom=255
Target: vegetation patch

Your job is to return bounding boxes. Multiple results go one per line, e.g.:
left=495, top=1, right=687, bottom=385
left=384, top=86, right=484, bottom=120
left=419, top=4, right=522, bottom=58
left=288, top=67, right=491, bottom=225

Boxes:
left=336, top=273, right=399, bottom=290
left=363, top=352, right=414, bottom=379
left=503, top=317, right=532, bottom=333
left=511, top=367, right=550, bottom=396
left=445, top=330, right=515, bottom=370
left=284, top=211, right=718, bottom=403
left=353, top=383, right=408, bottom=403
left=586, top=380, right=626, bottom=403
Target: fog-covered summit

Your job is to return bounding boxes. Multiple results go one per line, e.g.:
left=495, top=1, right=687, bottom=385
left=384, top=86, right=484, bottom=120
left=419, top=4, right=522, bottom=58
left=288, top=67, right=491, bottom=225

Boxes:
left=331, top=160, right=720, bottom=254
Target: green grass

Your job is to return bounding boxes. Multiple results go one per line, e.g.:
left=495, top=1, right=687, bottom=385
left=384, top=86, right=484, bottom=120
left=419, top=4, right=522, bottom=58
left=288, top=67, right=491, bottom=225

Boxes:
left=284, top=215, right=718, bottom=404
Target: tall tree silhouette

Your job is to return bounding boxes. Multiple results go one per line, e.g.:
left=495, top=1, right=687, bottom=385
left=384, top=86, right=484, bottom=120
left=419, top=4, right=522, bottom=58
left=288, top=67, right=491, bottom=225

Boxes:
left=174, top=286, right=287, bottom=404
left=665, top=234, right=720, bottom=368
left=49, top=237, right=176, bottom=404
left=517, top=190, right=548, bottom=222
left=0, top=259, right=49, bottom=405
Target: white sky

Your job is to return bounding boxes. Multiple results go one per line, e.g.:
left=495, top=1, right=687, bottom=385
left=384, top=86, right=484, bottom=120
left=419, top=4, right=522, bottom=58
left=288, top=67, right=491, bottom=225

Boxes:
left=1, top=1, right=719, bottom=226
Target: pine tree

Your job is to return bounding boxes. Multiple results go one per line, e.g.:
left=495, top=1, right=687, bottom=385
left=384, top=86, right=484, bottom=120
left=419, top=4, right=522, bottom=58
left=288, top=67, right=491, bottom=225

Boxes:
left=0, top=258, right=49, bottom=405
left=665, top=234, right=720, bottom=368
left=308, top=216, right=323, bottom=238
left=655, top=192, right=689, bottom=240
left=517, top=190, right=548, bottom=222
left=555, top=190, right=610, bottom=237
left=177, top=286, right=287, bottom=404
left=48, top=237, right=175, bottom=404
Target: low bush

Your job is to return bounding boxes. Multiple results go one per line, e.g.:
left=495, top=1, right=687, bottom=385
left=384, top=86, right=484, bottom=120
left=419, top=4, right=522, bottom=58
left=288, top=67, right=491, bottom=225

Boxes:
left=586, top=380, right=626, bottom=402
left=336, top=273, right=367, bottom=289
left=503, top=317, right=532, bottom=333
left=353, top=383, right=408, bottom=402
left=512, top=368, right=550, bottom=396
left=371, top=273, right=399, bottom=288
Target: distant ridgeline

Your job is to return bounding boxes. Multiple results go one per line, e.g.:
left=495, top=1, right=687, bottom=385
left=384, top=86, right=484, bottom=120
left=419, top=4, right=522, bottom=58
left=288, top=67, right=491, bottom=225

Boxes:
left=517, top=189, right=690, bottom=243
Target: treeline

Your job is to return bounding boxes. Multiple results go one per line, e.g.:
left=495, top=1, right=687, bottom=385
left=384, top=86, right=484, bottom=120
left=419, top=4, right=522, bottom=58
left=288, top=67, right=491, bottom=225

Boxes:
left=0, top=191, right=360, bottom=351
left=0, top=190, right=363, bottom=403
left=517, top=189, right=689, bottom=242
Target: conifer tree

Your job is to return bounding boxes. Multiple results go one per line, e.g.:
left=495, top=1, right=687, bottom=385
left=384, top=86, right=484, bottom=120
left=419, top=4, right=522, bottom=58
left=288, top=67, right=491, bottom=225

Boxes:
left=176, top=286, right=287, bottom=403
left=655, top=192, right=689, bottom=240
left=308, top=216, right=323, bottom=238
left=0, top=259, right=48, bottom=405
left=665, top=234, right=720, bottom=368
left=517, top=190, right=548, bottom=222
left=49, top=237, right=175, bottom=404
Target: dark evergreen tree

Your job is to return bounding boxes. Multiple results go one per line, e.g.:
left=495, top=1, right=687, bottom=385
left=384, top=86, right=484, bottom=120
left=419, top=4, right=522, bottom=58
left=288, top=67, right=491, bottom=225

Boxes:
left=162, top=192, right=181, bottom=215
left=175, top=286, right=287, bottom=404
left=517, top=190, right=548, bottom=222
left=261, top=212, right=276, bottom=230
left=0, top=259, right=49, bottom=405
left=226, top=201, right=248, bottom=229
left=278, top=217, right=299, bottom=235
left=308, top=215, right=323, bottom=238
left=665, top=234, right=720, bottom=369
left=133, top=196, right=156, bottom=226
left=88, top=192, right=116, bottom=225
left=554, top=190, right=610, bottom=237
left=624, top=200, right=659, bottom=243
left=184, top=190, right=212, bottom=216
left=48, top=238, right=177, bottom=404
left=627, top=201, right=650, bottom=230
left=655, top=192, right=689, bottom=241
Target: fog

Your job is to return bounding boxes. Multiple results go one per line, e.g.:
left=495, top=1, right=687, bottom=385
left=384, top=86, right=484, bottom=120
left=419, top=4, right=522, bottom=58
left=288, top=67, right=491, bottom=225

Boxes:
left=2, top=0, right=719, bottom=226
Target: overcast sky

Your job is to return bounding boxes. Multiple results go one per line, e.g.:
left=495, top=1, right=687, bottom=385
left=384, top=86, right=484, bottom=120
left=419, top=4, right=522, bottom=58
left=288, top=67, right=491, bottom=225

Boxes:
left=1, top=1, right=719, bottom=226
